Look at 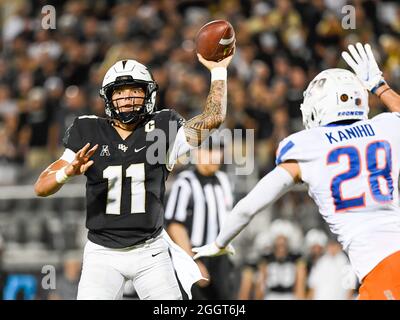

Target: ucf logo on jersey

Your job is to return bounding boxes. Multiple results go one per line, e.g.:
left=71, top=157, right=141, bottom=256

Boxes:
left=118, top=144, right=128, bottom=152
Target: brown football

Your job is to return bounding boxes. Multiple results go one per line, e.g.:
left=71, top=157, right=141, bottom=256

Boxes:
left=195, top=20, right=235, bottom=62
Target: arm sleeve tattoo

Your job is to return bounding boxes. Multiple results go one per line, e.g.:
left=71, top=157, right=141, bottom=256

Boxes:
left=183, top=80, right=227, bottom=146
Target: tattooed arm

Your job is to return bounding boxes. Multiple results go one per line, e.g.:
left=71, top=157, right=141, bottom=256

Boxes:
left=184, top=80, right=226, bottom=146
left=184, top=53, right=234, bottom=146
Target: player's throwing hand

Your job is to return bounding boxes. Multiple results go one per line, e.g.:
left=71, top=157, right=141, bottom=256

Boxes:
left=197, top=47, right=235, bottom=71
left=65, top=143, right=98, bottom=176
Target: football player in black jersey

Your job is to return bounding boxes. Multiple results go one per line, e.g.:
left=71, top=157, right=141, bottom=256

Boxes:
left=34, top=52, right=234, bottom=299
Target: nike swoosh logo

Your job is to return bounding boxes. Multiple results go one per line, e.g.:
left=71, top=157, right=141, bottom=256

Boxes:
left=152, top=251, right=163, bottom=257
left=134, top=146, right=146, bottom=152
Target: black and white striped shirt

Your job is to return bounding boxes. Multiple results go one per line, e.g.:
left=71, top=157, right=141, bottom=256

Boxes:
left=165, top=169, right=234, bottom=247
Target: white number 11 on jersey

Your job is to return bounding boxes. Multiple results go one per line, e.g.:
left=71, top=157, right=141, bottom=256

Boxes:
left=103, top=164, right=146, bottom=214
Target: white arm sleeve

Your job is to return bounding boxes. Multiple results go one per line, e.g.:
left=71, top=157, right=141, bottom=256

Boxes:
left=60, top=148, right=76, bottom=163
left=215, top=166, right=295, bottom=247
left=167, top=126, right=195, bottom=166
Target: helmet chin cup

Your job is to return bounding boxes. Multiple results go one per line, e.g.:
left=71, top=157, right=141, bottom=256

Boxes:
left=117, top=110, right=143, bottom=124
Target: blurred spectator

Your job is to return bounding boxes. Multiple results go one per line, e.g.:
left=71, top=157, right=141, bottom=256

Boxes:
left=286, top=65, right=308, bottom=131
left=53, top=85, right=90, bottom=147
left=18, top=87, right=53, bottom=171
left=27, top=30, right=61, bottom=62
left=0, top=122, right=19, bottom=184
left=304, top=229, right=328, bottom=275
left=0, top=84, right=18, bottom=132
left=236, top=263, right=257, bottom=300
left=307, top=241, right=357, bottom=300
left=48, top=251, right=81, bottom=300
left=255, top=220, right=306, bottom=300
left=0, top=84, right=20, bottom=183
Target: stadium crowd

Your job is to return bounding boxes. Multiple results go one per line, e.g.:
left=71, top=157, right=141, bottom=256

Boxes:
left=0, top=0, right=399, bottom=299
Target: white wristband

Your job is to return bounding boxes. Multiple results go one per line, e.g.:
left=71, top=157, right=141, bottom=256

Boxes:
left=211, top=67, right=227, bottom=82
left=55, top=166, right=70, bottom=184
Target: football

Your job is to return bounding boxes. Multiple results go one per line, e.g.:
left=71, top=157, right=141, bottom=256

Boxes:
left=195, top=20, right=235, bottom=62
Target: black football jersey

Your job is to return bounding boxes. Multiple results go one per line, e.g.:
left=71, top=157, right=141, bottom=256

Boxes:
left=261, top=253, right=301, bottom=293
left=62, top=109, right=185, bottom=248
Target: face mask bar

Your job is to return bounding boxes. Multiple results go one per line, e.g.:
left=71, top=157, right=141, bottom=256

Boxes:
left=110, top=87, right=147, bottom=124
left=100, top=77, right=158, bottom=124
left=112, top=95, right=145, bottom=110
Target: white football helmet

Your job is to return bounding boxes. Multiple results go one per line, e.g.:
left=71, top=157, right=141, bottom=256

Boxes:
left=300, top=68, right=369, bottom=129
left=99, top=59, right=158, bottom=124
left=304, top=229, right=328, bottom=251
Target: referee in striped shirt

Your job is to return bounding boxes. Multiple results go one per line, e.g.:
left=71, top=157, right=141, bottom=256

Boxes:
left=165, top=142, right=236, bottom=299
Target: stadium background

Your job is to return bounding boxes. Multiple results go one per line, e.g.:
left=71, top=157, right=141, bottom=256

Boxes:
left=0, top=0, right=399, bottom=299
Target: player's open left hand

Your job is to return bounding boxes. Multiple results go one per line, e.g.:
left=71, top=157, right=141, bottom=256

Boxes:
left=65, top=143, right=98, bottom=177
left=192, top=241, right=235, bottom=260
left=197, top=46, right=235, bottom=71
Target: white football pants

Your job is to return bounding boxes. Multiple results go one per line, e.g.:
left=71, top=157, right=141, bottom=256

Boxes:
left=77, top=234, right=182, bottom=300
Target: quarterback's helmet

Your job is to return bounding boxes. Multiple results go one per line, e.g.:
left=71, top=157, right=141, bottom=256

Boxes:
left=99, top=59, right=158, bottom=124
left=300, top=68, right=369, bottom=129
